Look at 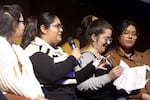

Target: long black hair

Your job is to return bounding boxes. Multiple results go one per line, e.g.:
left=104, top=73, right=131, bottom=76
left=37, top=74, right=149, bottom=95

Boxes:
left=21, top=16, right=38, bottom=49
left=21, top=12, right=57, bottom=49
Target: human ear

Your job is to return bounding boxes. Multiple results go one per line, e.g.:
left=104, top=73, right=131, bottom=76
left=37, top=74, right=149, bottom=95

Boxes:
left=40, top=25, right=47, bottom=35
left=91, top=34, right=97, bottom=42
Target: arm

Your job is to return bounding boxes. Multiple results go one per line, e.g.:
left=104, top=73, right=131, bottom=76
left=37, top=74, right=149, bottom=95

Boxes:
left=77, top=74, right=111, bottom=91
left=30, top=52, right=79, bottom=82
left=0, top=41, right=44, bottom=99
left=0, top=49, right=44, bottom=99
left=75, top=52, right=111, bottom=91
left=75, top=61, right=96, bottom=84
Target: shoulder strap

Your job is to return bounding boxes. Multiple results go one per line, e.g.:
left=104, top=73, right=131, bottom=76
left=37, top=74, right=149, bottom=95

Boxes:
left=82, top=51, right=96, bottom=58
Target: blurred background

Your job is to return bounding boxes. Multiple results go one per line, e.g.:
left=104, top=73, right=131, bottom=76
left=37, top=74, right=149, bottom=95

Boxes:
left=0, top=0, right=150, bottom=51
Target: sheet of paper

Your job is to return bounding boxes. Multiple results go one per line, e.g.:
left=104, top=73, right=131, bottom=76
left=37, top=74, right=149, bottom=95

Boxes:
left=113, top=60, right=149, bottom=93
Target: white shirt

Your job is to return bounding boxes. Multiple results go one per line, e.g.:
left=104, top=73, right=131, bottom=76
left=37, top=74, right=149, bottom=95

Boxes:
left=0, top=36, right=44, bottom=99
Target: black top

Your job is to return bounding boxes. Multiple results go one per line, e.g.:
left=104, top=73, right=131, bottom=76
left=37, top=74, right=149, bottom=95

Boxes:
left=30, top=52, right=96, bottom=100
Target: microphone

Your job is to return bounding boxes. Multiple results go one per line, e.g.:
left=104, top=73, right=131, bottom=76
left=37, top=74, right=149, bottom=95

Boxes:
left=67, top=37, right=76, bottom=49
left=67, top=37, right=82, bottom=67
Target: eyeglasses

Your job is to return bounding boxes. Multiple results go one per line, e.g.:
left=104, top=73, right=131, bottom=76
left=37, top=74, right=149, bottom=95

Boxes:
left=51, top=24, right=63, bottom=29
left=18, top=20, right=26, bottom=25
left=122, top=31, right=139, bottom=39
left=104, top=37, right=113, bottom=44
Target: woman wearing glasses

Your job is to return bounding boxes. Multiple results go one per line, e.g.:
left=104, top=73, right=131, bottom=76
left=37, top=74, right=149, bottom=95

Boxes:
left=75, top=19, right=126, bottom=100
left=0, top=4, right=47, bottom=100
left=105, top=19, right=150, bottom=100
left=21, top=12, right=109, bottom=100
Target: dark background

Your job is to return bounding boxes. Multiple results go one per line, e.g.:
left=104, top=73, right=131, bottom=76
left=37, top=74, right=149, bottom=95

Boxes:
left=0, top=0, right=150, bottom=51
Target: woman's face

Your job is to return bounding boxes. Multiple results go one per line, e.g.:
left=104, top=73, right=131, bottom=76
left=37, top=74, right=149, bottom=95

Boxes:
left=92, top=28, right=112, bottom=54
left=43, top=16, right=63, bottom=46
left=118, top=25, right=137, bottom=49
left=15, top=14, right=25, bottom=42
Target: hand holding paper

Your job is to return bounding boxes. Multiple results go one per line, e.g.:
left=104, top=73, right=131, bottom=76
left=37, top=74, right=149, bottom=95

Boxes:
left=113, top=60, right=149, bottom=94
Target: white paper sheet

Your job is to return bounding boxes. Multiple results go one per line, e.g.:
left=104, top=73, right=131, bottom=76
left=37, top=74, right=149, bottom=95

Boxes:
left=113, top=60, right=149, bottom=93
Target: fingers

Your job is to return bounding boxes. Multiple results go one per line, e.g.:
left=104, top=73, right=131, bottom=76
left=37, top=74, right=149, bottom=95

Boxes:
left=98, top=56, right=106, bottom=65
left=97, top=62, right=107, bottom=70
left=93, top=58, right=108, bottom=70
left=108, top=66, right=123, bottom=80
left=71, top=48, right=81, bottom=60
left=112, top=66, right=123, bottom=76
left=142, top=93, right=150, bottom=100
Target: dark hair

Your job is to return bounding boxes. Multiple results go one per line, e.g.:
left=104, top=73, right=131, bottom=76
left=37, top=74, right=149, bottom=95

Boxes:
left=21, top=12, right=57, bottom=49
left=37, top=12, right=56, bottom=36
left=75, top=15, right=98, bottom=48
left=85, top=19, right=113, bottom=44
left=21, top=16, right=38, bottom=49
left=0, top=4, right=22, bottom=37
left=113, top=19, right=139, bottom=46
